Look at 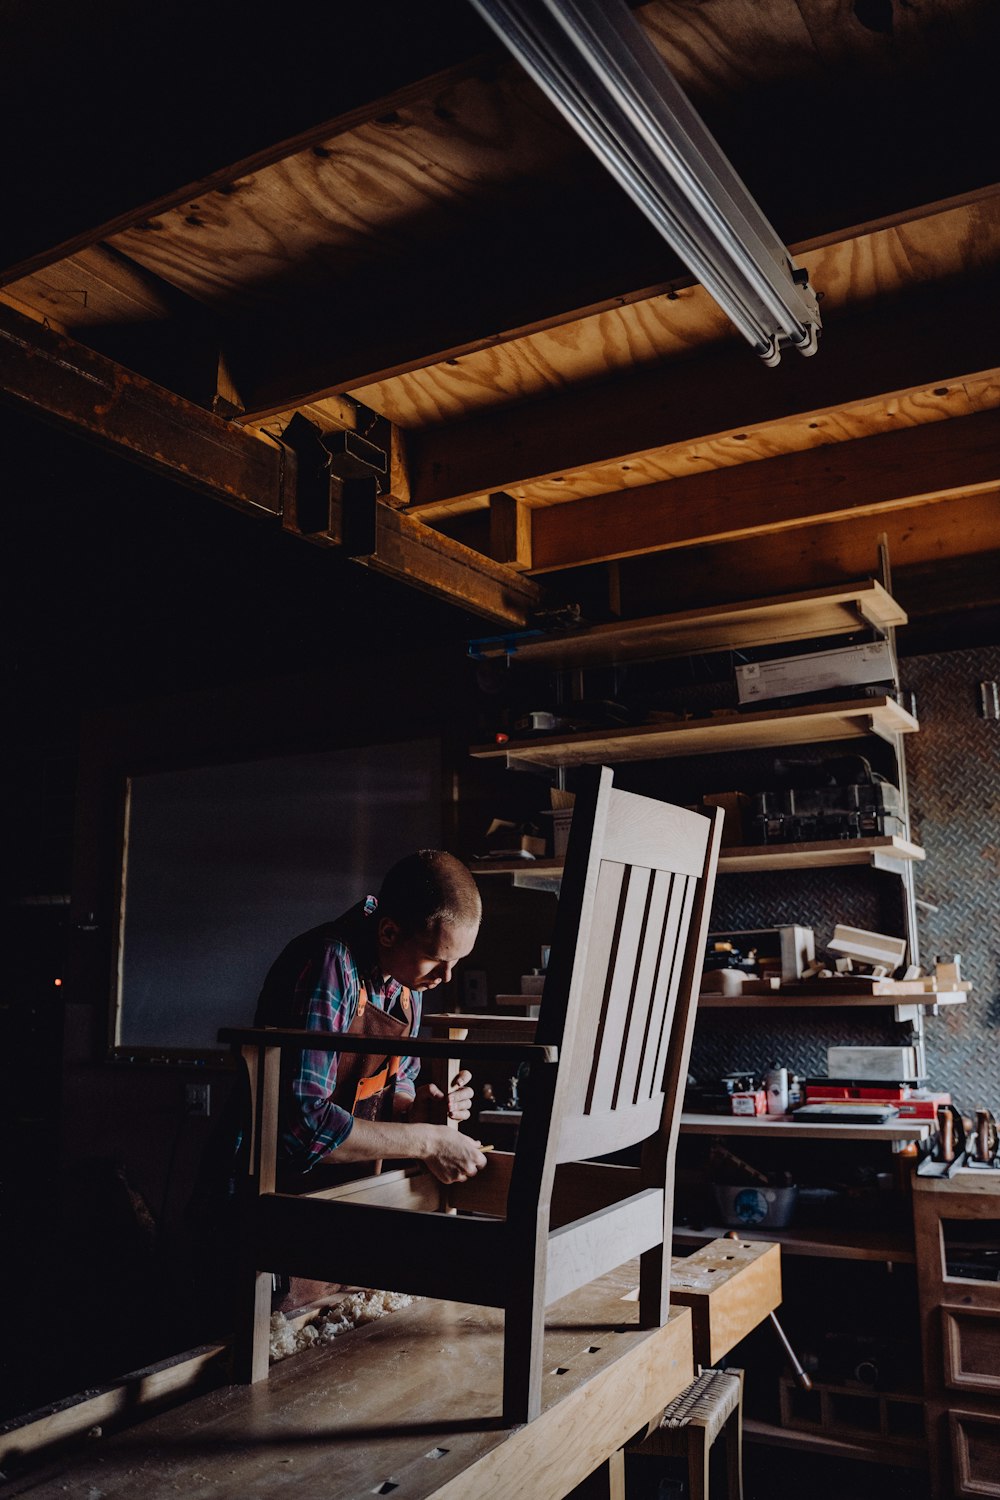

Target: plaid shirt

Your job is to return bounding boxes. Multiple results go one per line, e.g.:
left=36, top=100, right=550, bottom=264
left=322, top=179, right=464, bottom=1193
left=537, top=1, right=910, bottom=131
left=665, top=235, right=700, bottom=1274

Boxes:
left=260, top=914, right=422, bottom=1170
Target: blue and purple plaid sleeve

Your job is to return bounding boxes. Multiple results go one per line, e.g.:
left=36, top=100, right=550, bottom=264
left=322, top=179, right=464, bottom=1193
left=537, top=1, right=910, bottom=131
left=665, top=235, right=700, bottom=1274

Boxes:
left=282, top=942, right=358, bottom=1168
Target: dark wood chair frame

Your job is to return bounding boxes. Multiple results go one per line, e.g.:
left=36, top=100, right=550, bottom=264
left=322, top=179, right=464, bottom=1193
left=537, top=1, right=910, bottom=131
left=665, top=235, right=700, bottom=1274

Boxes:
left=221, top=765, right=723, bottom=1423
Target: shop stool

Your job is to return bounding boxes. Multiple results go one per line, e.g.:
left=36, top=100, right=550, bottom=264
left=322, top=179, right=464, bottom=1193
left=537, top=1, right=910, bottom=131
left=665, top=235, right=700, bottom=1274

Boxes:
left=627, top=1365, right=744, bottom=1500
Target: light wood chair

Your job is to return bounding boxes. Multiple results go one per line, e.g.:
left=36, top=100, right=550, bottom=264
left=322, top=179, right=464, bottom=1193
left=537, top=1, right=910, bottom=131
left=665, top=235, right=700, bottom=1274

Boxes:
left=221, top=765, right=723, bottom=1423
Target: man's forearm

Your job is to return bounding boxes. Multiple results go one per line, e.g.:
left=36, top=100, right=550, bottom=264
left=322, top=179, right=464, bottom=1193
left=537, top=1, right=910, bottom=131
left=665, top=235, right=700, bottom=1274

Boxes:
left=319, top=1115, right=432, bottom=1166
left=318, top=1114, right=488, bottom=1185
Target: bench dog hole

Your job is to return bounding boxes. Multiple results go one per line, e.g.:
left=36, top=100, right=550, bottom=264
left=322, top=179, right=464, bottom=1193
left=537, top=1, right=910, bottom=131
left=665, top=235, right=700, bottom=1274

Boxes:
left=551, top=1366, right=570, bottom=1375
left=585, top=1345, right=601, bottom=1354
left=373, top=1483, right=399, bottom=1495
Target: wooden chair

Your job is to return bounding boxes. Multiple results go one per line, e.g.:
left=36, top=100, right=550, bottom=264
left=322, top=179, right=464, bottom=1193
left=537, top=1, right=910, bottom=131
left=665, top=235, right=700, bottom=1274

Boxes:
left=220, top=765, right=723, bottom=1423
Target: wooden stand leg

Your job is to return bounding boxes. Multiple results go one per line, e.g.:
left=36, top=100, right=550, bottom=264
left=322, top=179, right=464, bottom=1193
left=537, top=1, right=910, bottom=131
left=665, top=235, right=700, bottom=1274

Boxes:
left=569, top=1448, right=626, bottom=1499
left=724, top=1403, right=743, bottom=1500
left=687, top=1425, right=709, bottom=1500
left=233, top=1268, right=273, bottom=1384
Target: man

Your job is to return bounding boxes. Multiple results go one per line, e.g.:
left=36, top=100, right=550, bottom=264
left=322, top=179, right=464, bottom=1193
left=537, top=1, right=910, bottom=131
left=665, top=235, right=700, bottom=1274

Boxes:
left=255, top=849, right=488, bottom=1187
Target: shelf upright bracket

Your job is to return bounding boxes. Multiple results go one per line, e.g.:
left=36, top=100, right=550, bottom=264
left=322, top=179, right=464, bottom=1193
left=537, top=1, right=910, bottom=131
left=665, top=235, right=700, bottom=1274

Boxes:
left=504, top=753, right=558, bottom=781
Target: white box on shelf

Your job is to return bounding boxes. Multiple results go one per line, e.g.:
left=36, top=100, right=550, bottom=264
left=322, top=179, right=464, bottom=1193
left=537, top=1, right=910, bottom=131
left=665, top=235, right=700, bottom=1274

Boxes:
left=735, top=639, right=895, bottom=705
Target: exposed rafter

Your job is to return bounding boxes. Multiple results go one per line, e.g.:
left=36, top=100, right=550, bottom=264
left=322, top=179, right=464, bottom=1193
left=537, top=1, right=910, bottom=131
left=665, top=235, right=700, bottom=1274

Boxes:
left=405, top=265, right=1000, bottom=514
left=527, top=406, right=1000, bottom=573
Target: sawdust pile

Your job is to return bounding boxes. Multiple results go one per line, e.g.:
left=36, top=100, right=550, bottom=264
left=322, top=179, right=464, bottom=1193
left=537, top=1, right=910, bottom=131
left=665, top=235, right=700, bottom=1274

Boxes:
left=269, top=1289, right=414, bottom=1363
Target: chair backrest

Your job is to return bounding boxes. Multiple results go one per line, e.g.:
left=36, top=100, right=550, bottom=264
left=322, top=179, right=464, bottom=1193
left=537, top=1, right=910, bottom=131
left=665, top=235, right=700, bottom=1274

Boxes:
left=533, top=766, right=721, bottom=1169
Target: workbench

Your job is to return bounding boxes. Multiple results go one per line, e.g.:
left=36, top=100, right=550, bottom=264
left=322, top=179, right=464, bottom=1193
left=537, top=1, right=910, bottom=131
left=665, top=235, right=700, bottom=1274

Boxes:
left=3, top=1264, right=694, bottom=1500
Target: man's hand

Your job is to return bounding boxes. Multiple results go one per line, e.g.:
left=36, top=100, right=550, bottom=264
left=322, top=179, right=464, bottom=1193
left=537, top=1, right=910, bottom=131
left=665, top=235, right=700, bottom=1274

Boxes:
left=419, top=1124, right=488, bottom=1185
left=410, top=1069, right=474, bottom=1124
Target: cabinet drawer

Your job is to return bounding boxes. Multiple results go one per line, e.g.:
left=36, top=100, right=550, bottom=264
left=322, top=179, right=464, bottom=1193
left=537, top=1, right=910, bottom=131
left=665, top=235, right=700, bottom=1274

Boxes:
left=943, top=1305, right=1000, bottom=1396
left=949, top=1408, right=1000, bottom=1497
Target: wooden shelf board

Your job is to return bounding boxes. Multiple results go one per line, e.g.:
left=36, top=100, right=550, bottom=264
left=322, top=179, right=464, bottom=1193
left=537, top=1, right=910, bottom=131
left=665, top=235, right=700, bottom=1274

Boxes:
left=479, top=581, right=905, bottom=667
left=673, top=1223, right=915, bottom=1263
left=472, top=858, right=565, bottom=877
left=718, top=835, right=925, bottom=871
left=698, top=990, right=966, bottom=1009
left=680, top=1112, right=931, bottom=1142
left=474, top=837, right=924, bottom=881
left=743, top=1417, right=928, bottom=1469
left=470, top=697, right=918, bottom=766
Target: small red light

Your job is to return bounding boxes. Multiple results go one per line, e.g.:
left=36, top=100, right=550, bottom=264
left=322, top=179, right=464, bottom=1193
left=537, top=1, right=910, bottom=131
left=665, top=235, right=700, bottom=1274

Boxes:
left=495, top=732, right=509, bottom=744
left=54, top=977, right=63, bottom=987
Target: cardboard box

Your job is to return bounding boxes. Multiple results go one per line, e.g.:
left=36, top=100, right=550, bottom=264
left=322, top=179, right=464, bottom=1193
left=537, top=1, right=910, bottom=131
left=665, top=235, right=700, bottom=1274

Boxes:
left=735, top=639, right=895, bottom=705
left=702, top=791, right=751, bottom=846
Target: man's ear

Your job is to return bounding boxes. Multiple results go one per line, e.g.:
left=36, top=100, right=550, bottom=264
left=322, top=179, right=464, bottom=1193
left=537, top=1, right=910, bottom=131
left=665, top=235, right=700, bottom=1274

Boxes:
left=378, top=916, right=400, bottom=951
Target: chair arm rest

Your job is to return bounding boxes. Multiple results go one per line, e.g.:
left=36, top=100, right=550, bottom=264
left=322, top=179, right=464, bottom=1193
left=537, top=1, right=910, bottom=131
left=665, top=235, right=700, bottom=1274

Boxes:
left=218, top=1027, right=557, bottom=1064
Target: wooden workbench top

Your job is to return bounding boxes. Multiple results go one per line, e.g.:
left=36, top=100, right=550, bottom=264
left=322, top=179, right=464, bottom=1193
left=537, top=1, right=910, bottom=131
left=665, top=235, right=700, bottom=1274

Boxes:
left=4, top=1265, right=694, bottom=1500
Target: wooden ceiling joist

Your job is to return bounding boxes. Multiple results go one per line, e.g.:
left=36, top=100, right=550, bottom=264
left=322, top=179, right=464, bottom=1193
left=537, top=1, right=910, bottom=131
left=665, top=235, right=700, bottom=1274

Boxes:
left=0, top=305, right=541, bottom=627
left=528, top=406, right=1000, bottom=574
left=406, top=268, right=1000, bottom=514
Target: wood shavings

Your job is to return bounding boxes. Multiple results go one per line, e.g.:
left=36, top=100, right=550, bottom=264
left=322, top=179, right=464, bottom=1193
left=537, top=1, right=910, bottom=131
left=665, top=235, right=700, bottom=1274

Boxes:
left=269, top=1289, right=414, bottom=1363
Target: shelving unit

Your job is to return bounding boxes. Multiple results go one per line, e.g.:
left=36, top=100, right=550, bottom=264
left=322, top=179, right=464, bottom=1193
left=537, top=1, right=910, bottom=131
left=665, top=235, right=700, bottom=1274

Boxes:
left=466, top=575, right=944, bottom=1476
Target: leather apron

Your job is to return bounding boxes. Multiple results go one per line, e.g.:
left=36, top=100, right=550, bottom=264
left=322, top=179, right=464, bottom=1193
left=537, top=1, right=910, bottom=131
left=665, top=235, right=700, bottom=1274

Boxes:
left=272, top=971, right=416, bottom=1312
left=276, top=975, right=415, bottom=1194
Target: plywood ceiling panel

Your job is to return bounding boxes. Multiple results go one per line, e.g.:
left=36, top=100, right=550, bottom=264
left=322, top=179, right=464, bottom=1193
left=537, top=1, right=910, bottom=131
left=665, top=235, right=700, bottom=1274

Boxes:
left=349, top=197, right=1000, bottom=436
left=103, top=65, right=582, bottom=316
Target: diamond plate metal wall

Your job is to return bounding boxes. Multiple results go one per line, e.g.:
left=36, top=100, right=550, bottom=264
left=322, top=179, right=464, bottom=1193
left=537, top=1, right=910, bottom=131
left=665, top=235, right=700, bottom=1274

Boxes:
left=903, top=644, right=1000, bottom=1109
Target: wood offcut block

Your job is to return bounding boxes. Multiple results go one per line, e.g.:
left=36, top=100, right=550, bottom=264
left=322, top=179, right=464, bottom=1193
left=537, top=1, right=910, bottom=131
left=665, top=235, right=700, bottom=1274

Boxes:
left=670, top=1238, right=782, bottom=1366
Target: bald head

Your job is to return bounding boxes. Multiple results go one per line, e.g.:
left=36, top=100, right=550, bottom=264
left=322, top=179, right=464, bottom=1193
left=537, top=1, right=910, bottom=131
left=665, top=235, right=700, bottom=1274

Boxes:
left=377, top=849, right=482, bottom=940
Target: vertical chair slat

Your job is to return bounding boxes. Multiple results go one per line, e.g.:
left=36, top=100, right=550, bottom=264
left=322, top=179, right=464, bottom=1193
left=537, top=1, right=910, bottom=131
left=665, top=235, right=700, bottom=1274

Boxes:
left=585, top=863, right=652, bottom=1115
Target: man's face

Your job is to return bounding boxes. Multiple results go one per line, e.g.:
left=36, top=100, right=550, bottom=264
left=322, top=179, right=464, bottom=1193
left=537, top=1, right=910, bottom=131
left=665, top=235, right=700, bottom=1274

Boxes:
left=378, top=918, right=478, bottom=991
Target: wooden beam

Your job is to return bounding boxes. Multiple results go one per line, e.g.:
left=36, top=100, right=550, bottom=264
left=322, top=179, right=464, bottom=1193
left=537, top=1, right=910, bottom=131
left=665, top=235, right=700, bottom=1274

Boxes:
left=351, top=503, right=544, bottom=624
left=0, top=305, right=542, bottom=626
left=407, top=274, right=1000, bottom=510
left=0, top=302, right=283, bottom=517
left=528, top=407, right=1000, bottom=573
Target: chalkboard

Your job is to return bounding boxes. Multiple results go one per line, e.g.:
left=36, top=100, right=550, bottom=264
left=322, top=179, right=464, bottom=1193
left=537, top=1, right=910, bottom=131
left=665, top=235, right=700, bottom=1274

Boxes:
left=115, top=739, right=442, bottom=1052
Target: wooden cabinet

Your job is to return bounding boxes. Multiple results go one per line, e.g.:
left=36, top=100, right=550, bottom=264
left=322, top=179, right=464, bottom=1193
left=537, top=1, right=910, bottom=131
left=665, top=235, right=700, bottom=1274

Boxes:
left=914, top=1172, right=1000, bottom=1497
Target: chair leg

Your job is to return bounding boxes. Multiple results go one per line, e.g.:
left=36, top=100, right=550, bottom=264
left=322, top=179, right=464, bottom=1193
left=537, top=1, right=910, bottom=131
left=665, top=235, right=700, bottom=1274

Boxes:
left=687, top=1425, right=710, bottom=1500
left=502, top=1297, right=546, bottom=1424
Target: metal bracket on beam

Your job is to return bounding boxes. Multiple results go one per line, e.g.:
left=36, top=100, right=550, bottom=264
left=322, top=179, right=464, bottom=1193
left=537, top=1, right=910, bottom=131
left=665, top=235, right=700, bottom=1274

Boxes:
left=278, top=412, right=384, bottom=551
left=277, top=411, right=338, bottom=537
